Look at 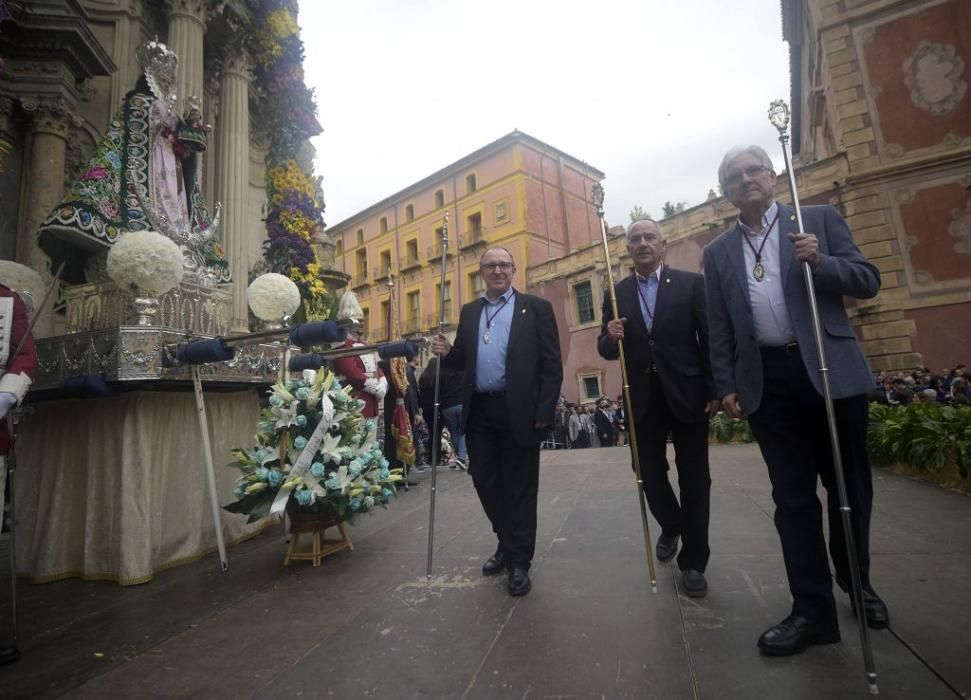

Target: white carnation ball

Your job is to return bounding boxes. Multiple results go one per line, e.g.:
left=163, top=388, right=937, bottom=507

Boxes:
left=0, top=260, right=45, bottom=308
left=107, top=230, right=184, bottom=295
left=247, top=273, right=301, bottom=321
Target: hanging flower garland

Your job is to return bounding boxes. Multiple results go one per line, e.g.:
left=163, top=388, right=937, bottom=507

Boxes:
left=245, top=0, right=331, bottom=322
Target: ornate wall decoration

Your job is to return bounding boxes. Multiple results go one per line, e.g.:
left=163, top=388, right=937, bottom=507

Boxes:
left=903, top=41, right=967, bottom=116
left=857, top=0, right=971, bottom=160
left=949, top=199, right=971, bottom=256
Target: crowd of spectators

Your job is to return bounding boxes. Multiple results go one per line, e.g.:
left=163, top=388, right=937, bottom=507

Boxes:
left=869, top=363, right=970, bottom=407
left=550, top=395, right=627, bottom=449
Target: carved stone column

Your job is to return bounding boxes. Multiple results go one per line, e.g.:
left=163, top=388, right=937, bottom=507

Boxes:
left=216, top=49, right=251, bottom=331
left=19, top=98, right=72, bottom=268
left=19, top=97, right=75, bottom=336
left=164, top=0, right=207, bottom=110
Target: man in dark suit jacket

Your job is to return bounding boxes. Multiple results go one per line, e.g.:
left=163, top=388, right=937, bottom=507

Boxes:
left=431, top=247, right=562, bottom=597
left=703, top=144, right=887, bottom=657
left=598, top=218, right=717, bottom=598
left=592, top=398, right=615, bottom=447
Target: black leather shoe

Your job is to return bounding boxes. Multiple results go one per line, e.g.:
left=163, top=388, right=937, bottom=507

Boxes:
left=758, top=615, right=840, bottom=656
left=836, top=577, right=889, bottom=629
left=681, top=569, right=708, bottom=598
left=482, top=551, right=505, bottom=576
left=507, top=567, right=531, bottom=596
left=656, top=534, right=679, bottom=563
left=0, top=646, right=19, bottom=665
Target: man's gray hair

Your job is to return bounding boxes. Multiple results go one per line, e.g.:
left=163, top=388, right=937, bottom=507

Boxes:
left=480, top=246, right=515, bottom=266
left=626, top=217, right=664, bottom=240
left=717, top=145, right=775, bottom=187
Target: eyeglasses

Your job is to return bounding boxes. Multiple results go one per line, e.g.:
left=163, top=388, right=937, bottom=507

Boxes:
left=723, top=165, right=770, bottom=188
left=481, top=261, right=514, bottom=271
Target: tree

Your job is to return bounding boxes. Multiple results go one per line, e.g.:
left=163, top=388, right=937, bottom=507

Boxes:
left=662, top=200, right=688, bottom=218
left=629, top=205, right=652, bottom=222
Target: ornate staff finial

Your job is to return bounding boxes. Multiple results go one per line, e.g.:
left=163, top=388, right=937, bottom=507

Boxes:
left=592, top=182, right=605, bottom=217
left=441, top=211, right=448, bottom=243
left=768, top=100, right=791, bottom=134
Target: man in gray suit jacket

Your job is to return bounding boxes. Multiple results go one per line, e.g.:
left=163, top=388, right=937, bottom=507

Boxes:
left=702, top=145, right=888, bottom=657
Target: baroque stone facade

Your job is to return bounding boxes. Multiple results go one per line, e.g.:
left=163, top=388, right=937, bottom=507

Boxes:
left=0, top=0, right=274, bottom=336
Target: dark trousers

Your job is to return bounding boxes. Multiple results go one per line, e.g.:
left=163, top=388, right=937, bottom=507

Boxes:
left=748, top=346, right=873, bottom=625
left=635, top=373, right=711, bottom=573
left=467, top=393, right=540, bottom=570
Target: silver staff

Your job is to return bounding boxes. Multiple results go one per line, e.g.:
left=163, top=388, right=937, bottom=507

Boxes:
left=426, top=211, right=448, bottom=578
left=592, top=183, right=657, bottom=592
left=768, top=99, right=878, bottom=695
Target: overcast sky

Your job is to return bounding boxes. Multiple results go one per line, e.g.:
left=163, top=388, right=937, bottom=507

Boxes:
left=300, top=0, right=791, bottom=229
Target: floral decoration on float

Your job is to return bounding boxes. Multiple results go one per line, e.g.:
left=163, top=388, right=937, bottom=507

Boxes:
left=106, top=230, right=184, bottom=296
left=246, top=272, right=301, bottom=327
left=224, top=368, right=404, bottom=525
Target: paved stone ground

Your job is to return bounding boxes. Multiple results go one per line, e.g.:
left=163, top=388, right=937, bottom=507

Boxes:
left=1, top=444, right=968, bottom=699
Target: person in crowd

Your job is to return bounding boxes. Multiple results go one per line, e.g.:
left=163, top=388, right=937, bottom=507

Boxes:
left=380, top=350, right=421, bottom=482
left=412, top=408, right=431, bottom=467
left=582, top=405, right=600, bottom=448
left=568, top=405, right=586, bottom=448
left=430, top=247, right=562, bottom=597
left=703, top=144, right=888, bottom=656
left=593, top=398, right=615, bottom=447
left=599, top=217, right=717, bottom=598
left=950, top=377, right=970, bottom=406
left=614, top=395, right=628, bottom=446
left=553, top=404, right=571, bottom=449
left=330, top=292, right=387, bottom=419
left=419, top=356, right=467, bottom=470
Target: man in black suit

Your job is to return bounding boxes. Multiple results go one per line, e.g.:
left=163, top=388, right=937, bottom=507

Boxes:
left=593, top=398, right=615, bottom=447
left=598, top=218, right=717, bottom=597
left=431, top=247, right=562, bottom=597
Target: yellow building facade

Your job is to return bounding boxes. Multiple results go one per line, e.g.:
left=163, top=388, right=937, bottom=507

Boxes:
left=328, top=131, right=604, bottom=341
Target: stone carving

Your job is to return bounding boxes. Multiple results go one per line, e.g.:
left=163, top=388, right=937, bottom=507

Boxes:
left=903, top=41, right=967, bottom=116
left=164, top=0, right=208, bottom=20
left=20, top=97, right=78, bottom=139
left=949, top=198, right=971, bottom=256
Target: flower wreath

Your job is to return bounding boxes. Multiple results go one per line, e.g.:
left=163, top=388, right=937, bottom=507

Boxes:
left=225, top=368, right=404, bottom=524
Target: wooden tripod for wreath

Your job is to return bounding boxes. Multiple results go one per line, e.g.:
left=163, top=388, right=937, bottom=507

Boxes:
left=284, top=501, right=354, bottom=567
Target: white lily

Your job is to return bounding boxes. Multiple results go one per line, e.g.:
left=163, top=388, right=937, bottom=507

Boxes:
left=271, top=382, right=296, bottom=403
left=328, top=465, right=353, bottom=494
left=260, top=445, right=280, bottom=466
left=273, top=400, right=300, bottom=429
left=320, top=430, right=343, bottom=465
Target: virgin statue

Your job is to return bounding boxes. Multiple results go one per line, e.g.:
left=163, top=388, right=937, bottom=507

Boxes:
left=38, top=39, right=229, bottom=286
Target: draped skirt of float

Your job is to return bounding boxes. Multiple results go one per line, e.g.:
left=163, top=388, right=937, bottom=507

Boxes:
left=14, top=390, right=268, bottom=585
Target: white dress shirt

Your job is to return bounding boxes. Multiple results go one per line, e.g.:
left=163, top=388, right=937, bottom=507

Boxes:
left=739, top=201, right=797, bottom=347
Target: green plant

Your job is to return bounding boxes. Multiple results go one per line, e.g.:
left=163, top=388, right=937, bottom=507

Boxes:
left=867, top=401, right=971, bottom=482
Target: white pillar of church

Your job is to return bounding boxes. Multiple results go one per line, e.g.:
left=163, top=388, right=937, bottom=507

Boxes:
left=216, top=48, right=251, bottom=332
left=165, top=0, right=207, bottom=110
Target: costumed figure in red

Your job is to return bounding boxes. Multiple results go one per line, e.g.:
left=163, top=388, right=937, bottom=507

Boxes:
left=329, top=292, right=387, bottom=418
left=0, top=282, right=38, bottom=665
